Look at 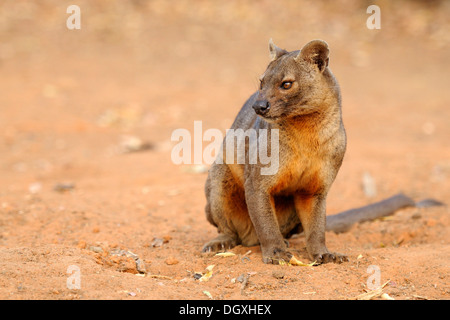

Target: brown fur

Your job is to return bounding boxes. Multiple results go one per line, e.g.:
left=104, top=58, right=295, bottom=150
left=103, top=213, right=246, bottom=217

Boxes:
left=203, top=39, right=348, bottom=264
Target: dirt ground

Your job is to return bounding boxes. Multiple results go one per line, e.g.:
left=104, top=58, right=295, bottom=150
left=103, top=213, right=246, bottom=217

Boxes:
left=0, top=1, right=449, bottom=300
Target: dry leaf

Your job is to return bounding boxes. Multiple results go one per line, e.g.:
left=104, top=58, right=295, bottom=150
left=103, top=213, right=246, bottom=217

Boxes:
left=353, top=280, right=390, bottom=300
left=381, top=293, right=395, bottom=300
left=203, top=290, right=213, bottom=299
left=199, top=265, right=215, bottom=282
left=278, top=255, right=316, bottom=266
left=215, top=252, right=235, bottom=257
left=354, top=288, right=383, bottom=300
left=289, top=256, right=316, bottom=266
left=147, top=274, right=172, bottom=280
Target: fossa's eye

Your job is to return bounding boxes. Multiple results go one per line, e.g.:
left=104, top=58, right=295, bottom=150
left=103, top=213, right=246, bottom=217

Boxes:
left=281, top=81, right=293, bottom=90
left=259, top=79, right=263, bottom=90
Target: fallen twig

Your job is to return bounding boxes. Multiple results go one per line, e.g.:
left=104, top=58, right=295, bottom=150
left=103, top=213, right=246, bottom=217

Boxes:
left=353, top=281, right=390, bottom=300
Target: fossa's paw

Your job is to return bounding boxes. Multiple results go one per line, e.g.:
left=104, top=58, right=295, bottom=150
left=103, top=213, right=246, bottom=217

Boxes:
left=262, top=247, right=293, bottom=265
left=202, top=234, right=237, bottom=253
left=312, top=252, right=348, bottom=264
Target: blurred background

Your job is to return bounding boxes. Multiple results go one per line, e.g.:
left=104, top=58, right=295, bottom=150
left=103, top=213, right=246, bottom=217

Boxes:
left=0, top=0, right=449, bottom=245
left=0, top=0, right=449, bottom=300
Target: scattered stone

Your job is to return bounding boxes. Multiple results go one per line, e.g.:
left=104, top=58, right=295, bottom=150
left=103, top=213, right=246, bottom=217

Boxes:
left=53, top=183, right=75, bottom=193
left=119, top=135, right=153, bottom=153
left=151, top=235, right=171, bottom=247
left=236, top=274, right=246, bottom=283
left=272, top=270, right=285, bottom=279
left=28, top=182, right=42, bottom=194
left=362, top=172, right=376, bottom=198
left=77, top=241, right=87, bottom=249
left=112, top=256, right=137, bottom=273
left=411, top=212, right=422, bottom=220
left=165, top=257, right=179, bottom=265
left=135, top=259, right=147, bottom=273
left=94, top=248, right=147, bottom=274
left=151, top=238, right=164, bottom=247
left=89, top=246, right=103, bottom=253
left=193, top=272, right=203, bottom=280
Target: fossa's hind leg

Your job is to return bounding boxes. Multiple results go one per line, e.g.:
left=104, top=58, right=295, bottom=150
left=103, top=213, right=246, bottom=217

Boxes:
left=203, top=165, right=257, bottom=252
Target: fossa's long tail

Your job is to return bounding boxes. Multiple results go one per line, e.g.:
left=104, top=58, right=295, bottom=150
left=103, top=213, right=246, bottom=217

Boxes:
left=326, top=193, right=444, bottom=233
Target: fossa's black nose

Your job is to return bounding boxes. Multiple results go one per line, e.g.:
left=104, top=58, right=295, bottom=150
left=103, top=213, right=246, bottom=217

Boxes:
left=252, top=100, right=270, bottom=115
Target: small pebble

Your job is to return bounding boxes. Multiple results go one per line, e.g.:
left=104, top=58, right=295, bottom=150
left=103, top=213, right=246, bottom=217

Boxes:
left=89, top=246, right=103, bottom=253
left=272, top=270, right=285, bottom=279
left=165, top=257, right=179, bottom=265
left=53, top=183, right=75, bottom=193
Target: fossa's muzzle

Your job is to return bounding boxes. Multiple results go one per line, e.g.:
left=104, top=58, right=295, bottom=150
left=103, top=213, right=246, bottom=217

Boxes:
left=252, top=100, right=270, bottom=116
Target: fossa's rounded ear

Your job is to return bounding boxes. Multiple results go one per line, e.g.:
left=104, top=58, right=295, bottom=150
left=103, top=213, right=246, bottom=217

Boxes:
left=295, top=40, right=330, bottom=72
left=268, top=38, right=288, bottom=62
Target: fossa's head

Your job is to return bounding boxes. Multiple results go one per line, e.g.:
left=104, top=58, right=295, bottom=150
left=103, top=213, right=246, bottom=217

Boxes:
left=253, top=39, right=340, bottom=122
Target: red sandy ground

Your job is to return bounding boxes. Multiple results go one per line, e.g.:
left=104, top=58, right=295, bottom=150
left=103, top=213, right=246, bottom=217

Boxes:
left=0, top=1, right=448, bottom=300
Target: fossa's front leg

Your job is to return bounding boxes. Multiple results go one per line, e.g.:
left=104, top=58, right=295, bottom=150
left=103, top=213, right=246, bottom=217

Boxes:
left=244, top=181, right=292, bottom=264
left=294, top=193, right=348, bottom=264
